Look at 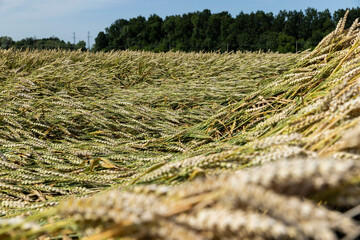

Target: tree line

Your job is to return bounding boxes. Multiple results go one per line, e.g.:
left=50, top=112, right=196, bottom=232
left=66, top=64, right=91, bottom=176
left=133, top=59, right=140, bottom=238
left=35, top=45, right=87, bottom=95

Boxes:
left=93, top=7, right=360, bottom=53
left=0, top=36, right=87, bottom=51
left=1, top=7, right=359, bottom=53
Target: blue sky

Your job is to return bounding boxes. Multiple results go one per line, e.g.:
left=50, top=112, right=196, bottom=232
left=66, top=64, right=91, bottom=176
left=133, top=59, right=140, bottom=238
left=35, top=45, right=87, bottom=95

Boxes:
left=0, top=0, right=358, bottom=47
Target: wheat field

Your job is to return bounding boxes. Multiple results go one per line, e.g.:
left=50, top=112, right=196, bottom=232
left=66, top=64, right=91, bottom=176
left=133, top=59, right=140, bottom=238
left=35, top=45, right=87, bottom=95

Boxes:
left=0, top=11, right=359, bottom=240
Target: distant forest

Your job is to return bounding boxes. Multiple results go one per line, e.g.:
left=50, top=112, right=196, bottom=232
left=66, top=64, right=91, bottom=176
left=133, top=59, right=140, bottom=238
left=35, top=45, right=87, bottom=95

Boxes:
left=0, top=36, right=87, bottom=51
left=93, top=7, right=360, bottom=53
left=1, top=7, right=360, bottom=53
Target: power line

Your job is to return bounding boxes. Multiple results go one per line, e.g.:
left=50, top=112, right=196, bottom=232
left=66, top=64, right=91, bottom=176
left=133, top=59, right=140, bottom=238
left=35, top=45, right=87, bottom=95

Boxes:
left=87, top=31, right=91, bottom=51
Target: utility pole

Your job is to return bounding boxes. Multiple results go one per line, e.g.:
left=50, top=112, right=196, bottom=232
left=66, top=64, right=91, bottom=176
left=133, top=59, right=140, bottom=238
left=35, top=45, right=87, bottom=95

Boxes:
left=87, top=31, right=91, bottom=51
left=73, top=32, right=76, bottom=45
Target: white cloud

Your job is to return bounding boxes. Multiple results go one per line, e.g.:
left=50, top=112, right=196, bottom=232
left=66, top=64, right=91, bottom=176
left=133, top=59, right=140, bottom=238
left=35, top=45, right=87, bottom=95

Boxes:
left=0, top=0, right=127, bottom=19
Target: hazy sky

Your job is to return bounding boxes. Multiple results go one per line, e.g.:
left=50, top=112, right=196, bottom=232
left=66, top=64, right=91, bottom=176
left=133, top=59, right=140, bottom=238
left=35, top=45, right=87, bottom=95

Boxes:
left=0, top=0, right=358, bottom=47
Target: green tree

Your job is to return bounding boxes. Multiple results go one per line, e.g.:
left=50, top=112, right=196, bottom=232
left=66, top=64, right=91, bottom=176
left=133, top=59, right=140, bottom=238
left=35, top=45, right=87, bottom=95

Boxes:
left=219, top=12, right=235, bottom=51
left=0, top=36, right=14, bottom=49
left=94, top=31, right=109, bottom=51
left=272, top=10, right=286, bottom=32
left=146, top=14, right=163, bottom=49
left=206, top=12, right=221, bottom=50
left=277, top=33, right=295, bottom=53
left=299, top=8, right=317, bottom=40
left=234, top=12, right=254, bottom=50
left=94, top=7, right=359, bottom=53
left=106, top=19, right=129, bottom=50
left=76, top=41, right=87, bottom=51
left=191, top=9, right=211, bottom=50
left=162, top=15, right=177, bottom=50
left=283, top=10, right=304, bottom=39
left=127, top=16, right=146, bottom=49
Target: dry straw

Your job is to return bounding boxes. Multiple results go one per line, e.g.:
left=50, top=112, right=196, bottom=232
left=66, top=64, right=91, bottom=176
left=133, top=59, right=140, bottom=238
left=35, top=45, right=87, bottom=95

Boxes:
left=0, top=10, right=360, bottom=240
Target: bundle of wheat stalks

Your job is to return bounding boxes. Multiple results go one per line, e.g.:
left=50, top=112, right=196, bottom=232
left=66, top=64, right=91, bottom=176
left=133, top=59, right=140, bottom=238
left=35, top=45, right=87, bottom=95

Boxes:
left=0, top=43, right=294, bottom=215
left=0, top=38, right=294, bottom=219
left=1, top=11, right=360, bottom=240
